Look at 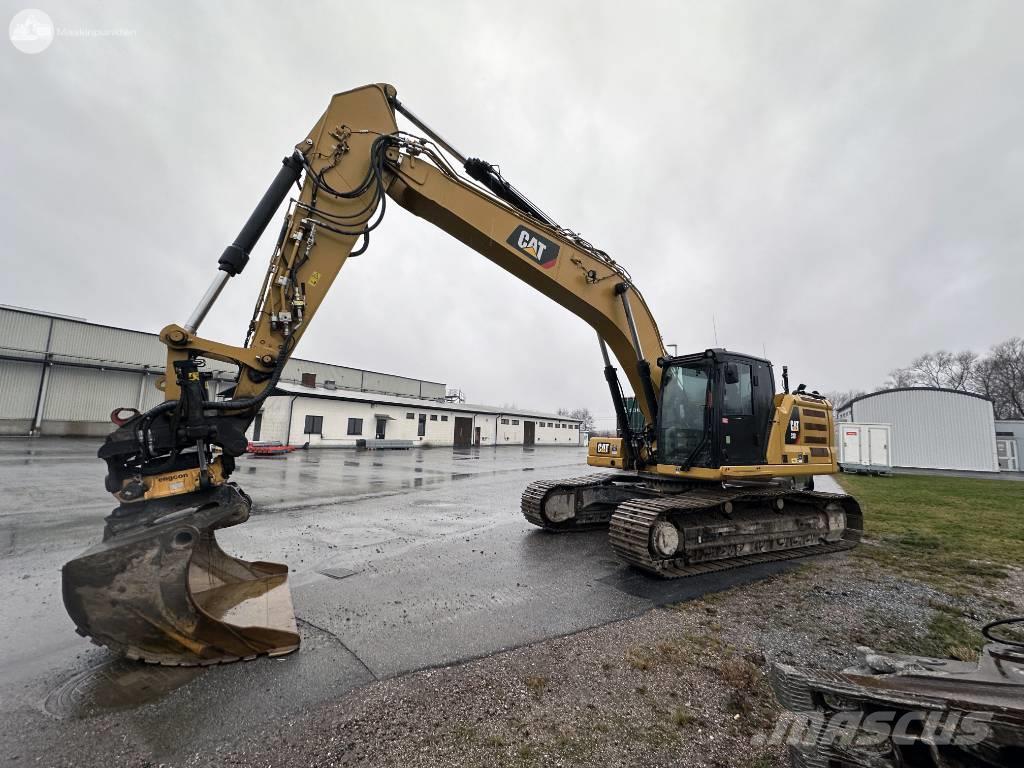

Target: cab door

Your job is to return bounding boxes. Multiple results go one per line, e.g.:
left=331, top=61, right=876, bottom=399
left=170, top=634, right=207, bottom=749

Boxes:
left=719, top=361, right=761, bottom=466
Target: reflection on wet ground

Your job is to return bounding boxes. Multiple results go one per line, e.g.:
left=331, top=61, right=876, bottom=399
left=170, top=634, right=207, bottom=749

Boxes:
left=0, top=438, right=798, bottom=763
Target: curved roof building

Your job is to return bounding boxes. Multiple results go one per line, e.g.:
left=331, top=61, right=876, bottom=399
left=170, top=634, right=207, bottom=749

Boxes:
left=836, top=388, right=999, bottom=472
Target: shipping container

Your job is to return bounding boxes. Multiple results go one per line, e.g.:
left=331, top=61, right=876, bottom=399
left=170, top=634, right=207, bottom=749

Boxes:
left=836, top=422, right=892, bottom=474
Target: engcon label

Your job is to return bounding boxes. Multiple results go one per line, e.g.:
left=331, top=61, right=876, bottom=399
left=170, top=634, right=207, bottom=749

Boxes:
left=507, top=226, right=559, bottom=269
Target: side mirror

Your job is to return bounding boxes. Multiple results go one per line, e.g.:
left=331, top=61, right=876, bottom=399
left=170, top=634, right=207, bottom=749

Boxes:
left=724, top=363, right=739, bottom=385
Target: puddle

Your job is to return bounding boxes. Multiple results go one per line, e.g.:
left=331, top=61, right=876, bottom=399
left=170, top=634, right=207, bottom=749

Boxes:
left=43, top=659, right=203, bottom=718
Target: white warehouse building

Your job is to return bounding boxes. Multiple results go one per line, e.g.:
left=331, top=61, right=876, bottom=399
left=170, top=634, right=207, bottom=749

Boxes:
left=255, top=380, right=582, bottom=448
left=0, top=305, right=582, bottom=446
left=836, top=388, right=1000, bottom=473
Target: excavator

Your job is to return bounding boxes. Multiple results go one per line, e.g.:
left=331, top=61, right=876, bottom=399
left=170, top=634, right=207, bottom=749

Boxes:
left=62, top=83, right=862, bottom=666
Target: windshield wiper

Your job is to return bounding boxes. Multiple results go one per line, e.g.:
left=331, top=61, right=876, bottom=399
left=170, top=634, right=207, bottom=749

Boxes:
left=678, top=427, right=709, bottom=472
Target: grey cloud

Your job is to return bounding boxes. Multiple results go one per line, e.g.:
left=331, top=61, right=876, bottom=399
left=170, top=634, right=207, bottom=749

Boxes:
left=3, top=0, right=1021, bottom=427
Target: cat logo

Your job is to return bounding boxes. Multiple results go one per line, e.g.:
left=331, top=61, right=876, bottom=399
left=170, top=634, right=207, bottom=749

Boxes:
left=506, top=225, right=559, bottom=269
left=785, top=407, right=801, bottom=444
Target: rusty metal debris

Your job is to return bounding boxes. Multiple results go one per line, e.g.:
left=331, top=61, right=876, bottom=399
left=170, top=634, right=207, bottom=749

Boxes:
left=769, top=640, right=1024, bottom=767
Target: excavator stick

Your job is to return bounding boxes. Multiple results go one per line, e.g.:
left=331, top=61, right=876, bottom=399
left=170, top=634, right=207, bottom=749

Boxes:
left=62, top=484, right=299, bottom=666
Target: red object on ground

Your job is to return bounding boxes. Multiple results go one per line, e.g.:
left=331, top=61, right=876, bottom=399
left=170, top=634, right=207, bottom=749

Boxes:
left=246, top=442, right=298, bottom=456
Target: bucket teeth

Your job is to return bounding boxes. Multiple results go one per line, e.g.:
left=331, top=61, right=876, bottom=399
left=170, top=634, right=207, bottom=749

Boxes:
left=62, top=483, right=299, bottom=666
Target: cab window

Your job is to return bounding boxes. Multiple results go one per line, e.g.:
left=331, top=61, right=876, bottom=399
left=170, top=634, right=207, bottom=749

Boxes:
left=722, top=363, right=753, bottom=416
left=658, top=363, right=711, bottom=465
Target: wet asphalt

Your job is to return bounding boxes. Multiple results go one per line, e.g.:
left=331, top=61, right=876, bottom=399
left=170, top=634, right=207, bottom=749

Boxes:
left=0, top=438, right=814, bottom=763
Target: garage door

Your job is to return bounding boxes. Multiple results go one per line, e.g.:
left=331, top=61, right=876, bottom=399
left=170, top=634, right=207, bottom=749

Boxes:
left=453, top=417, right=473, bottom=447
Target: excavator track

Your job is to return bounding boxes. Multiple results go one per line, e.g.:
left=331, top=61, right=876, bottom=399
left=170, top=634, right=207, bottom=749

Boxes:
left=521, top=473, right=632, bottom=531
left=608, top=487, right=862, bottom=577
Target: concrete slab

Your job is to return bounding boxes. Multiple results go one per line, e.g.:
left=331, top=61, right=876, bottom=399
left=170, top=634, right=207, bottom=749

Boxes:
left=0, top=438, right=837, bottom=762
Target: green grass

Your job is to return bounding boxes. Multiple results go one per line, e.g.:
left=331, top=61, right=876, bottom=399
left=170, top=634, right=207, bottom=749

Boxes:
left=837, top=474, right=1024, bottom=589
left=671, top=706, right=696, bottom=727
left=917, top=604, right=984, bottom=660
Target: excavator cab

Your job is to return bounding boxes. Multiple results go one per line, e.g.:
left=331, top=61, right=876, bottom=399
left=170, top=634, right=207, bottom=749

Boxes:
left=658, top=349, right=777, bottom=470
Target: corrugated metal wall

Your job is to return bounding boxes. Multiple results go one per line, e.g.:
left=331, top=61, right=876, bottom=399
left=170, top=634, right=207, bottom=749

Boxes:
left=0, top=306, right=446, bottom=434
left=43, top=366, right=140, bottom=421
left=0, top=309, right=51, bottom=359
left=0, top=360, right=42, bottom=418
left=48, top=319, right=165, bottom=368
left=842, top=389, right=998, bottom=472
left=283, top=360, right=363, bottom=391
left=363, top=370, right=422, bottom=397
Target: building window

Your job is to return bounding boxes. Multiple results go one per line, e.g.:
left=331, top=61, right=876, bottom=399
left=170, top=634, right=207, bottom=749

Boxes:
left=347, top=418, right=363, bottom=436
left=418, top=414, right=427, bottom=436
left=303, top=415, right=323, bottom=435
left=501, top=418, right=509, bottom=425
left=512, top=419, right=519, bottom=426
left=430, top=414, right=438, bottom=421
left=406, top=412, right=414, bottom=419
left=441, top=415, right=449, bottom=422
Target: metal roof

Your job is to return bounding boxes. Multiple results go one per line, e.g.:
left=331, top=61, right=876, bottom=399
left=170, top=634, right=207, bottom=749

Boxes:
left=273, top=381, right=582, bottom=422
left=837, top=386, right=992, bottom=413
left=0, top=304, right=445, bottom=391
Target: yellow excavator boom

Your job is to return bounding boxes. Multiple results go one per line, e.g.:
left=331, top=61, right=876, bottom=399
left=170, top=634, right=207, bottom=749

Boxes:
left=62, top=83, right=860, bottom=666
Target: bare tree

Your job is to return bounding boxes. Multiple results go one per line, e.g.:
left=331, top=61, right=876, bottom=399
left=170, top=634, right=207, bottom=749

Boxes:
left=947, top=350, right=979, bottom=391
left=558, top=407, right=595, bottom=433
left=885, top=338, right=1022, bottom=419
left=975, top=337, right=1024, bottom=419
left=885, top=367, right=918, bottom=388
left=822, top=390, right=867, bottom=409
left=887, top=349, right=977, bottom=391
left=971, top=357, right=999, bottom=406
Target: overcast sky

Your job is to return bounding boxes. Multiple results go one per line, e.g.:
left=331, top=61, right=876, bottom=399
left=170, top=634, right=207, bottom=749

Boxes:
left=3, top=1, right=1021, bottom=426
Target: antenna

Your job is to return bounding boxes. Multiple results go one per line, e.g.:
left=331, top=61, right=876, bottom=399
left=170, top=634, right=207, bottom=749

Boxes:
left=712, top=314, right=719, bottom=346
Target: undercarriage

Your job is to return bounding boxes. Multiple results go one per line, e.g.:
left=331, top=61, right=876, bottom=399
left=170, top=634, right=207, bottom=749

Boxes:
left=522, top=474, right=863, bottom=578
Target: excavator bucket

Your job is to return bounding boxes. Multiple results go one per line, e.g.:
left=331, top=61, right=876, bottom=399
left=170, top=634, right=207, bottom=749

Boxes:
left=62, top=484, right=299, bottom=665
